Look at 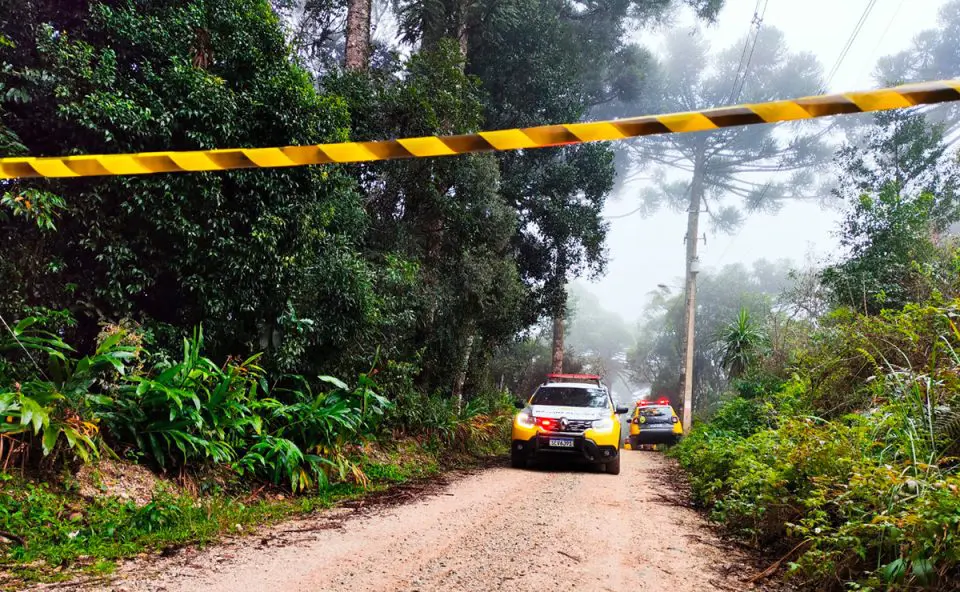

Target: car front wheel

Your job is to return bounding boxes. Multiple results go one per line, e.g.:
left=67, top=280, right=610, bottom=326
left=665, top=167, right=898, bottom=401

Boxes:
left=604, top=454, right=621, bottom=475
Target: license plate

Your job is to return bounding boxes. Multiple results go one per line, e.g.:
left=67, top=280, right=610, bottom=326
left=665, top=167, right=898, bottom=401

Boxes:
left=548, top=438, right=574, bottom=448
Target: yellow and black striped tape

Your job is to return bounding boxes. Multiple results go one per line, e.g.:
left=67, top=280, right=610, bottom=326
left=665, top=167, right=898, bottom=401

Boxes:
left=2, top=80, right=958, bottom=180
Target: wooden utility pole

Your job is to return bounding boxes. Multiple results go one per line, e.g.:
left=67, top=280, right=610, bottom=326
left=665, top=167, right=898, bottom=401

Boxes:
left=681, top=146, right=705, bottom=435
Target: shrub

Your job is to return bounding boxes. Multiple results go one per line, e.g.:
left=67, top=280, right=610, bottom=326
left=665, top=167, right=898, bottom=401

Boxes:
left=385, top=388, right=513, bottom=453
left=94, top=328, right=264, bottom=469
left=1, top=314, right=395, bottom=493
left=0, top=316, right=138, bottom=468
left=244, top=373, right=392, bottom=489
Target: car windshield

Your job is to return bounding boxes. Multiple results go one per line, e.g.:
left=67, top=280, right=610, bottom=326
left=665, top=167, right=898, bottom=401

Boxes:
left=531, top=386, right=608, bottom=408
left=639, top=406, right=671, bottom=417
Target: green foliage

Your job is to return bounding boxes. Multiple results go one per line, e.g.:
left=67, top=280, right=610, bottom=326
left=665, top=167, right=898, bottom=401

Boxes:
left=824, top=106, right=960, bottom=316
left=0, top=446, right=442, bottom=584
left=833, top=110, right=959, bottom=228
left=1, top=0, right=377, bottom=378
left=797, top=301, right=960, bottom=416
left=676, top=301, right=960, bottom=590
left=0, top=315, right=139, bottom=466
left=717, top=307, right=768, bottom=379
left=0, top=314, right=400, bottom=492
left=321, top=41, right=529, bottom=393
left=821, top=187, right=945, bottom=314
left=0, top=189, right=65, bottom=231
left=233, top=435, right=327, bottom=493
left=386, top=388, right=513, bottom=453
left=0, top=0, right=685, bottom=401
left=627, top=261, right=789, bottom=411
left=95, top=328, right=264, bottom=469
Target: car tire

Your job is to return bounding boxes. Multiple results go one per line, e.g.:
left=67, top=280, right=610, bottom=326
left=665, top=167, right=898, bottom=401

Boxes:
left=510, top=448, right=526, bottom=469
left=605, top=454, right=621, bottom=475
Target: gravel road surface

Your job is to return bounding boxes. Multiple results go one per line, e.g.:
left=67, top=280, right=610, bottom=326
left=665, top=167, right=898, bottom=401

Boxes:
left=94, top=451, right=769, bottom=592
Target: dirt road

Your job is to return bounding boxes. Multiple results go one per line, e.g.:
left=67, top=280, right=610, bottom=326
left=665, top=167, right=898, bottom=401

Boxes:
left=101, top=452, right=769, bottom=592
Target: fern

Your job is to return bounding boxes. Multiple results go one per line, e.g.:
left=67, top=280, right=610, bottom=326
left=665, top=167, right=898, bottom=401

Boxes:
left=934, top=405, right=960, bottom=454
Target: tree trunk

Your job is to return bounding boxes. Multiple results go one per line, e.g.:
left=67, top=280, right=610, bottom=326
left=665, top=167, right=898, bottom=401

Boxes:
left=422, top=0, right=469, bottom=62
left=456, top=4, right=469, bottom=58
left=344, top=0, right=371, bottom=70
left=551, top=310, right=564, bottom=374
left=452, top=331, right=475, bottom=410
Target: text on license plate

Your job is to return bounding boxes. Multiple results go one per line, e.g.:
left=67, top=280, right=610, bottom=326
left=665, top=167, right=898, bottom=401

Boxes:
left=549, top=438, right=574, bottom=448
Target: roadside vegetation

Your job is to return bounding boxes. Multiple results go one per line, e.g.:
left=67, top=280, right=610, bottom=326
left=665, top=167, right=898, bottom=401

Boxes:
left=0, top=0, right=726, bottom=585
left=0, top=313, right=513, bottom=587
left=669, top=100, right=960, bottom=589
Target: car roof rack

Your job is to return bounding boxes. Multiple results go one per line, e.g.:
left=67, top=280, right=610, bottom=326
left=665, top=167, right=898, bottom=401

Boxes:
left=545, top=373, right=603, bottom=387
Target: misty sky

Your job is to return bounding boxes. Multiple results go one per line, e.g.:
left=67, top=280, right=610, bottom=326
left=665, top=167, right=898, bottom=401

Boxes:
left=589, top=0, right=944, bottom=322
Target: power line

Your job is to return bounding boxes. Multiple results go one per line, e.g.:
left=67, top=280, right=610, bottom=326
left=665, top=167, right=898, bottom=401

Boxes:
left=731, top=0, right=770, bottom=103
left=726, top=0, right=769, bottom=104
left=823, top=0, right=879, bottom=91
left=604, top=206, right=644, bottom=220
left=725, top=0, right=762, bottom=104
left=861, top=0, right=906, bottom=82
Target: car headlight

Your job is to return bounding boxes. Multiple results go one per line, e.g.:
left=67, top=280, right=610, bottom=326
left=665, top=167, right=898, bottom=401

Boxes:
left=515, top=410, right=535, bottom=428
left=592, top=417, right=615, bottom=432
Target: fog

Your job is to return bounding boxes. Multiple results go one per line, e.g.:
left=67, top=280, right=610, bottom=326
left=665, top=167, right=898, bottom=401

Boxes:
left=586, top=0, right=945, bottom=323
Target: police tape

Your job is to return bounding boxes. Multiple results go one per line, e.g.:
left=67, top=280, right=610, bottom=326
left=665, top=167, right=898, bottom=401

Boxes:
left=2, top=79, right=959, bottom=180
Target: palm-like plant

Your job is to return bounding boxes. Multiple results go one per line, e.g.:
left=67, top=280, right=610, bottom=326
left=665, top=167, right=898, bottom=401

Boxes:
left=717, top=308, right=768, bottom=380
left=1, top=317, right=137, bottom=465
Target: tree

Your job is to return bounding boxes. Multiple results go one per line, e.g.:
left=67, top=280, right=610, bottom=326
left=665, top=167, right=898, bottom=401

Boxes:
left=608, top=27, right=827, bottom=231
left=0, top=0, right=381, bottom=377
left=603, top=25, right=824, bottom=426
left=874, top=0, right=960, bottom=136
left=284, top=0, right=722, bottom=389
left=820, top=188, right=940, bottom=315
left=821, top=106, right=960, bottom=315
left=488, top=320, right=588, bottom=399
left=626, top=261, right=789, bottom=412
left=322, top=41, right=527, bottom=400
left=344, top=0, right=371, bottom=69
left=272, top=0, right=348, bottom=73
left=833, top=109, right=960, bottom=231
left=464, top=0, right=722, bottom=374
left=565, top=282, right=634, bottom=389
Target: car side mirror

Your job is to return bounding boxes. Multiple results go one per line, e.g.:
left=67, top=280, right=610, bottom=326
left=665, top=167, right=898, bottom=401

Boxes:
left=615, top=406, right=629, bottom=415
left=514, top=400, right=525, bottom=409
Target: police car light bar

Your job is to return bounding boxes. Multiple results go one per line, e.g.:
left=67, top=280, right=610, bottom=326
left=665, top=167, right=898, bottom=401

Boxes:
left=545, top=373, right=603, bottom=385
left=546, top=373, right=600, bottom=380
left=637, top=397, right=672, bottom=406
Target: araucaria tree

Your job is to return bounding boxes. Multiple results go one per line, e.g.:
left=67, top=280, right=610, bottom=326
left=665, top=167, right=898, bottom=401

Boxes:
left=601, top=26, right=825, bottom=416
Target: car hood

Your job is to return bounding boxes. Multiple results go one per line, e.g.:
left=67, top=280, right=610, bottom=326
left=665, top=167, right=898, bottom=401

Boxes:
left=530, top=405, right=607, bottom=421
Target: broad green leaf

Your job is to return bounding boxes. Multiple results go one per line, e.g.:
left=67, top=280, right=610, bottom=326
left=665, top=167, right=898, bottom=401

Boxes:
left=317, top=375, right=349, bottom=390
left=911, top=558, right=935, bottom=584
left=95, top=331, right=125, bottom=355
left=881, top=558, right=906, bottom=583
left=41, top=426, right=59, bottom=455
